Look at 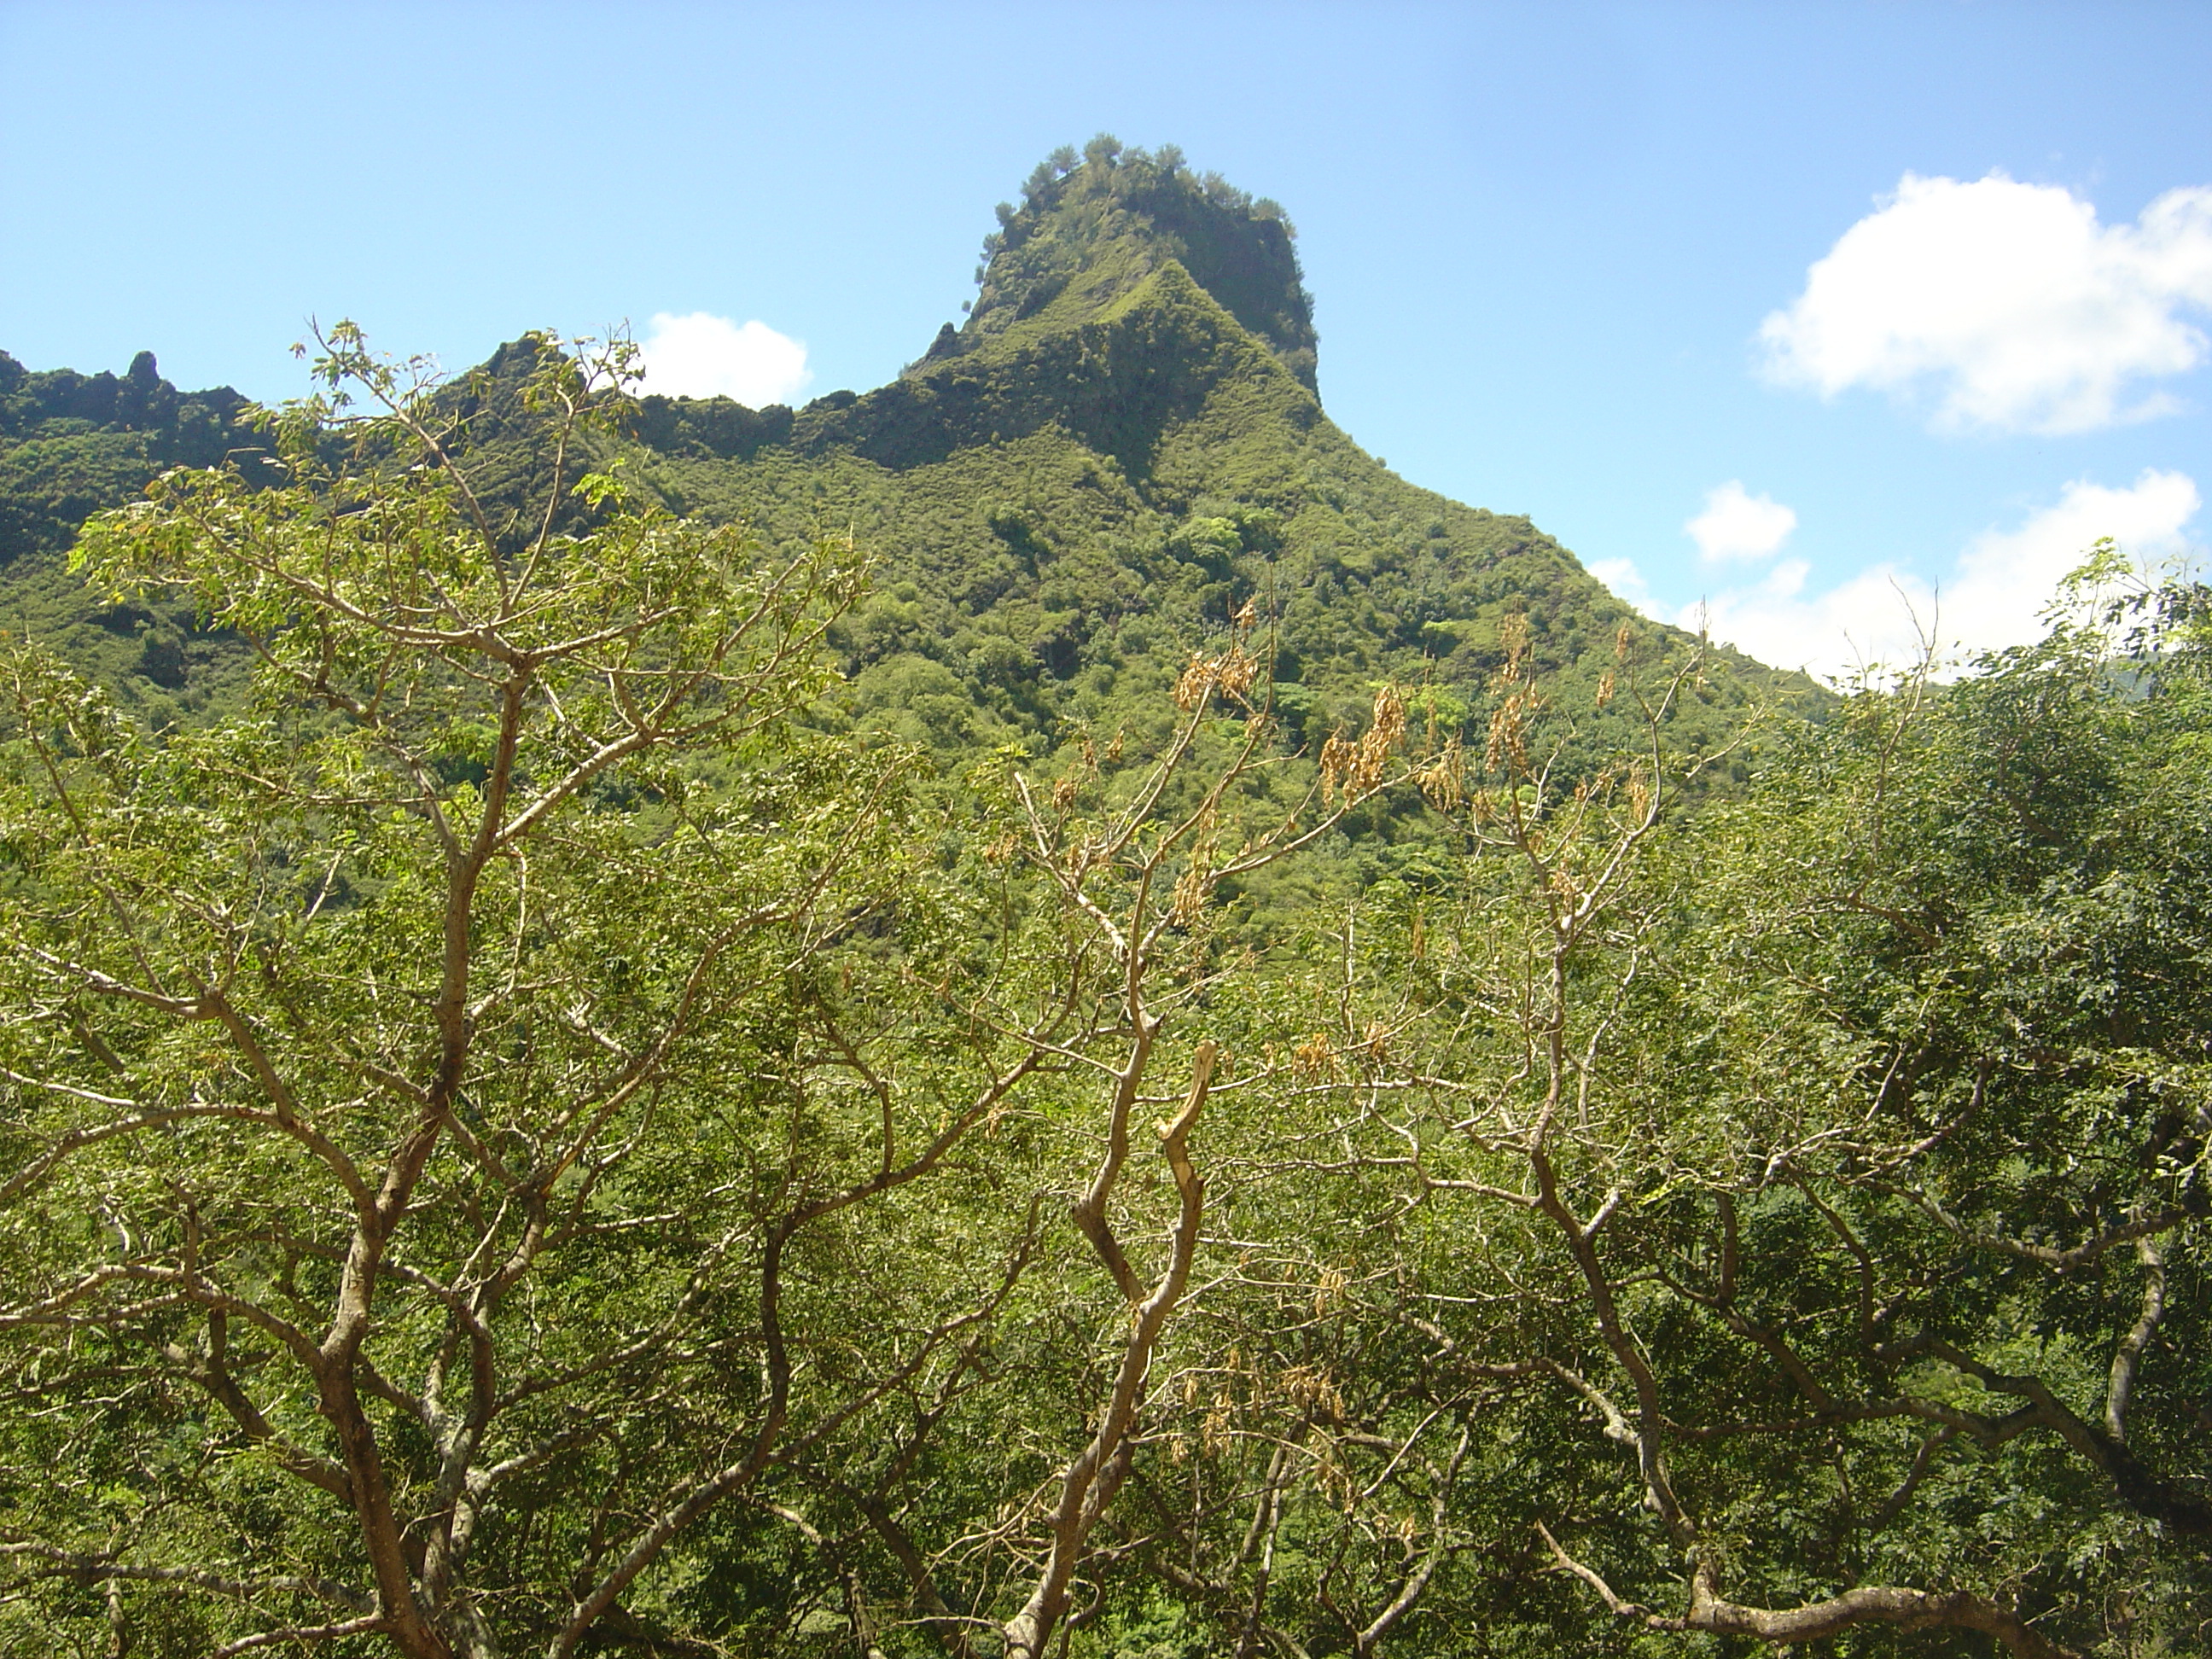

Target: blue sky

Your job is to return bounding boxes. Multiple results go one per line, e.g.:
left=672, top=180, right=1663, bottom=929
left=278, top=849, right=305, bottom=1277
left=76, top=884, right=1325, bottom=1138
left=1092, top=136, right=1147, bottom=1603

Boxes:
left=4, top=0, right=2209, bottom=678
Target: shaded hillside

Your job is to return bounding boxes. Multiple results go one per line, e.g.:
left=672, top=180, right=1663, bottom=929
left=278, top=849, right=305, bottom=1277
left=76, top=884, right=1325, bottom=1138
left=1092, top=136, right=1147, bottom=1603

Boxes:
left=0, top=349, right=262, bottom=557
left=0, top=350, right=265, bottom=725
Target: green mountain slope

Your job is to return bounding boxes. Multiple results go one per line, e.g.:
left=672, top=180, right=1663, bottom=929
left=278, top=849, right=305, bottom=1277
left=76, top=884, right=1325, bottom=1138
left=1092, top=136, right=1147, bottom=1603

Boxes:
left=1, top=141, right=1813, bottom=789
left=619, top=143, right=1809, bottom=780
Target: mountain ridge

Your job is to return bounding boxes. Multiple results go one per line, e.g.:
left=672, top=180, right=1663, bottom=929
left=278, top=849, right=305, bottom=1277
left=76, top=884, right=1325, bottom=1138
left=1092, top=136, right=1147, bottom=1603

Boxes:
left=2, top=142, right=1816, bottom=807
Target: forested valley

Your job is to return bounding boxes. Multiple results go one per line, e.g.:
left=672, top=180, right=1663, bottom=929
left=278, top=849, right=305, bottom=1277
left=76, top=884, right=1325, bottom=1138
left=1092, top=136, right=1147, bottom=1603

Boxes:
left=0, top=144, right=2204, bottom=1659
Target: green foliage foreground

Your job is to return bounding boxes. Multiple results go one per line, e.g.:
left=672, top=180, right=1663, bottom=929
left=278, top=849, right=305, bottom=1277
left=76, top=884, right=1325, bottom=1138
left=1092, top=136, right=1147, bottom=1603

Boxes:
left=1, top=340, right=2205, bottom=1659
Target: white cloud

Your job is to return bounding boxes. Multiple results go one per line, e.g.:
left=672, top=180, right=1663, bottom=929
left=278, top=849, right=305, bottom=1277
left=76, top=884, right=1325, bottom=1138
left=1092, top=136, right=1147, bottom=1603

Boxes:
left=1587, top=557, right=1651, bottom=608
left=1943, top=468, right=2203, bottom=648
left=1761, top=173, right=2212, bottom=434
left=1685, top=556, right=1935, bottom=684
left=1613, top=470, right=2202, bottom=684
left=635, top=311, right=812, bottom=406
left=1686, top=480, right=1796, bottom=562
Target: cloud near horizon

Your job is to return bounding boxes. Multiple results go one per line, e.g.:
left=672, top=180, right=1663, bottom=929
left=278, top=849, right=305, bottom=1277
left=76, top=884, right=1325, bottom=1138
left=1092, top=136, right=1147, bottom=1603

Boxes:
left=1761, top=173, right=2212, bottom=434
left=1595, top=469, right=2203, bottom=683
left=635, top=312, right=812, bottom=406
left=1686, top=480, right=1796, bottom=562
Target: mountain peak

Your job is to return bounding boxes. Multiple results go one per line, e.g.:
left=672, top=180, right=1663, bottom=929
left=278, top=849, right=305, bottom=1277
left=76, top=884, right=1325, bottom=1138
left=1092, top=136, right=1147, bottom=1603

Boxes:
left=945, top=138, right=1318, bottom=393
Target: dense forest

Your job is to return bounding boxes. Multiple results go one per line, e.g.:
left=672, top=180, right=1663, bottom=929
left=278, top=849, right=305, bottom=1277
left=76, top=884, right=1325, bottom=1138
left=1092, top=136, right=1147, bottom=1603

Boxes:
left=0, top=146, right=2204, bottom=1659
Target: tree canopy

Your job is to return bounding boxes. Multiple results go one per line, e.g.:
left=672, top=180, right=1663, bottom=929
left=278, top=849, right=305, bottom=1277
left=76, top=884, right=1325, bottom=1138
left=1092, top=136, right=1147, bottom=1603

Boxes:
left=1, top=327, right=2205, bottom=1658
